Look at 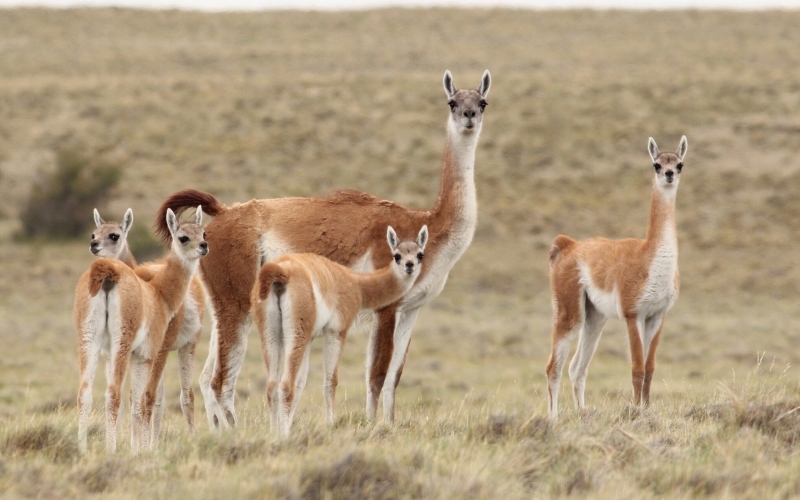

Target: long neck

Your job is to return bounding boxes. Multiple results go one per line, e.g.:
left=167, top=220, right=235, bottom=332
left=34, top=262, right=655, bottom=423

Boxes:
left=150, top=252, right=197, bottom=315
left=429, top=122, right=480, bottom=242
left=118, top=243, right=137, bottom=269
left=355, top=266, right=412, bottom=310
left=645, top=181, right=677, bottom=249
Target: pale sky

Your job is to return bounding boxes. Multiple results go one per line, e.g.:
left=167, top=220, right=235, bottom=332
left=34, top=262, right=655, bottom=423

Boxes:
left=1, top=0, right=799, bottom=10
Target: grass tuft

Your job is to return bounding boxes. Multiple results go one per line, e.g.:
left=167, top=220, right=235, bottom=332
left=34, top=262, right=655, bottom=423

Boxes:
left=69, top=458, right=127, bottom=494
left=2, top=423, right=78, bottom=463
left=300, top=450, right=420, bottom=500
left=734, top=401, right=800, bottom=446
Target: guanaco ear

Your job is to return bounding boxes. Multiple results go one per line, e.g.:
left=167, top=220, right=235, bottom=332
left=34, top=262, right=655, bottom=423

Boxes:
left=677, top=135, right=688, bottom=161
left=386, top=226, right=399, bottom=252
left=443, top=70, right=457, bottom=99
left=93, top=208, right=104, bottom=228
left=194, top=205, right=203, bottom=226
left=121, top=208, right=134, bottom=235
left=477, top=70, right=491, bottom=97
left=648, top=137, right=659, bottom=163
left=166, top=208, right=180, bottom=238
left=417, top=225, right=429, bottom=251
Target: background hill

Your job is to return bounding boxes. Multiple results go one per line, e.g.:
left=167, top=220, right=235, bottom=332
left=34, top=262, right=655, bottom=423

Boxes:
left=1, top=8, right=799, bottom=497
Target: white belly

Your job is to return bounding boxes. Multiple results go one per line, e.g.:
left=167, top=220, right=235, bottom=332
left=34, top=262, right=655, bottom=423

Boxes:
left=579, top=263, right=624, bottom=320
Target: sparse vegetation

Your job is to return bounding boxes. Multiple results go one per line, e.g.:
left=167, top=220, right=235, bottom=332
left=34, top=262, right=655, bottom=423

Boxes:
left=1, top=6, right=800, bottom=499
left=17, top=145, right=123, bottom=239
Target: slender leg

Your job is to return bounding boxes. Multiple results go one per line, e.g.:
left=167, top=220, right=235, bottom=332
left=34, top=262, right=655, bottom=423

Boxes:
left=546, top=322, right=581, bottom=421
left=259, top=293, right=283, bottom=435
left=128, top=356, right=151, bottom=454
left=288, top=343, right=312, bottom=426
left=150, top=378, right=165, bottom=449
left=77, top=327, right=103, bottom=455
left=545, top=283, right=585, bottom=421
left=381, top=307, right=421, bottom=423
left=104, top=356, right=124, bottom=438
left=568, top=300, right=607, bottom=410
left=365, top=307, right=396, bottom=421
left=277, top=300, right=312, bottom=438
left=199, top=327, right=219, bottom=429
left=322, top=331, right=346, bottom=425
left=177, top=342, right=197, bottom=431
left=625, top=316, right=647, bottom=406
left=142, top=313, right=180, bottom=448
left=642, top=315, right=665, bottom=406
left=105, top=339, right=132, bottom=454
left=211, top=310, right=251, bottom=429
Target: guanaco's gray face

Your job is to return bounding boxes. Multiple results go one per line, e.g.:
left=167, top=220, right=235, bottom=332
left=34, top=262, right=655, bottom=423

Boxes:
left=91, top=208, right=133, bottom=258
left=166, top=206, right=209, bottom=260
left=649, top=135, right=688, bottom=191
left=386, top=225, right=428, bottom=277
left=443, top=70, right=491, bottom=134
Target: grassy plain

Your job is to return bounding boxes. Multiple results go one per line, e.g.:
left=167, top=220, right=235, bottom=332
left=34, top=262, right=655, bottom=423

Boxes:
left=1, top=6, right=800, bottom=498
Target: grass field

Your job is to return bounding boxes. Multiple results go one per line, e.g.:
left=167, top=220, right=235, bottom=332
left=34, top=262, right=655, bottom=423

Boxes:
left=1, top=6, right=800, bottom=498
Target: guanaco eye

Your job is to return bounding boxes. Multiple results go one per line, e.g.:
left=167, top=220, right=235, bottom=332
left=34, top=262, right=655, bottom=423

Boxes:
left=448, top=100, right=456, bottom=111
left=109, top=234, right=119, bottom=242
left=417, top=252, right=424, bottom=262
left=90, top=234, right=95, bottom=240
left=653, top=163, right=661, bottom=172
left=179, top=236, right=189, bottom=244
left=676, top=162, right=683, bottom=171
left=479, top=100, right=487, bottom=111
left=394, top=254, right=401, bottom=263
left=203, top=231, right=207, bottom=239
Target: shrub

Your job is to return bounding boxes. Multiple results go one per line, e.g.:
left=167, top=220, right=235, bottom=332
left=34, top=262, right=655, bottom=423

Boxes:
left=128, top=224, right=165, bottom=262
left=18, top=145, right=123, bottom=239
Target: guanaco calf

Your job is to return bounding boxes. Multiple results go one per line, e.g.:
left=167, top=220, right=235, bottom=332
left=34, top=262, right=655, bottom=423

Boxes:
left=90, top=209, right=206, bottom=446
left=75, top=207, right=207, bottom=453
left=252, top=225, right=428, bottom=437
left=546, top=136, right=688, bottom=420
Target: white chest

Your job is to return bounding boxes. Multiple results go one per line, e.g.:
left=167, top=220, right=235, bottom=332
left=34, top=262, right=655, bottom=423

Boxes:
left=637, top=233, right=678, bottom=316
left=173, top=292, right=202, bottom=351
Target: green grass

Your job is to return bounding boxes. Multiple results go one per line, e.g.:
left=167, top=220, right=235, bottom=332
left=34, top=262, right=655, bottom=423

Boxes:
left=1, top=7, right=800, bottom=498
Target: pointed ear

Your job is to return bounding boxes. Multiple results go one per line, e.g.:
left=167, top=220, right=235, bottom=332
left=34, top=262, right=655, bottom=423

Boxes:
left=677, top=135, right=688, bottom=161
left=121, top=208, right=134, bottom=234
left=93, top=209, right=104, bottom=228
left=648, top=137, right=659, bottom=163
left=195, top=206, right=203, bottom=226
left=477, top=70, right=491, bottom=97
left=417, top=225, right=429, bottom=251
left=386, top=226, right=399, bottom=252
left=166, top=208, right=180, bottom=237
left=443, top=70, right=457, bottom=99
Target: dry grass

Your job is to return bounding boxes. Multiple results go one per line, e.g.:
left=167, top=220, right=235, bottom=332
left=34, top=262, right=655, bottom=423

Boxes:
left=1, top=7, right=800, bottom=498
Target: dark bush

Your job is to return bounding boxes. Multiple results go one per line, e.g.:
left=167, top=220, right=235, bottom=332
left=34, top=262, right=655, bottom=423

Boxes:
left=128, top=224, right=165, bottom=262
left=300, top=450, right=420, bottom=500
left=18, top=145, right=123, bottom=239
left=2, top=423, right=79, bottom=463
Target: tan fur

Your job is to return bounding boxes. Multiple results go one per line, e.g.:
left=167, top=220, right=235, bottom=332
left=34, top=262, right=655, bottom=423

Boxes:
left=252, top=227, right=426, bottom=437
left=545, top=136, right=688, bottom=420
left=90, top=210, right=206, bottom=442
left=75, top=209, right=207, bottom=454
left=153, top=70, right=491, bottom=427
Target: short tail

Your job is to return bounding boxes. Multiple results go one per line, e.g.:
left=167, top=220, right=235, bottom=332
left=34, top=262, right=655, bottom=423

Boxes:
left=153, top=189, right=227, bottom=243
left=257, top=263, right=290, bottom=301
left=549, top=235, right=577, bottom=267
left=88, top=259, right=123, bottom=296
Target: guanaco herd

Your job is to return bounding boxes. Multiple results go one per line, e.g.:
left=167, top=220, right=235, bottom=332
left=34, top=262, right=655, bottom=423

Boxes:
left=74, top=69, right=689, bottom=454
